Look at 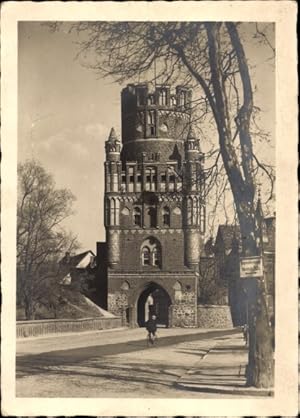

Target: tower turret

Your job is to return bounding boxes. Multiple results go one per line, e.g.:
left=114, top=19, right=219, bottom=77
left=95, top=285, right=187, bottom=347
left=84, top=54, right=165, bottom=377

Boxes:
left=183, top=126, right=204, bottom=269
left=104, top=128, right=121, bottom=268
left=105, top=127, right=121, bottom=161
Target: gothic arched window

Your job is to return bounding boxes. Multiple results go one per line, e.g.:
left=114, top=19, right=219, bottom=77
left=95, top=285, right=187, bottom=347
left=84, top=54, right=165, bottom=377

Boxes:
left=162, top=206, right=170, bottom=227
left=142, top=247, right=151, bottom=266
left=141, top=238, right=161, bottom=268
left=133, top=207, right=142, bottom=227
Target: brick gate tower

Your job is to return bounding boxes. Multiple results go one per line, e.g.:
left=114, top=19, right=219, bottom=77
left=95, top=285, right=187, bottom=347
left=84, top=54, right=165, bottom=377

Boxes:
left=103, top=84, right=205, bottom=327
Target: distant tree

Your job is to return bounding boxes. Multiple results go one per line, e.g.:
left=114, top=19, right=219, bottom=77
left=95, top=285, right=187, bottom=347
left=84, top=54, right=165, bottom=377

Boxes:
left=17, top=160, right=80, bottom=319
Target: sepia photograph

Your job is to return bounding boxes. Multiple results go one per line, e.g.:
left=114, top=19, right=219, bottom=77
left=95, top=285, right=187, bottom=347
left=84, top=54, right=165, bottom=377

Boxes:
left=1, top=1, right=298, bottom=416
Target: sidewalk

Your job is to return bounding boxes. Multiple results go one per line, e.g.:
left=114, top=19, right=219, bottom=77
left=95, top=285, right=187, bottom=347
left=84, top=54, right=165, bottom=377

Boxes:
left=175, top=332, right=274, bottom=397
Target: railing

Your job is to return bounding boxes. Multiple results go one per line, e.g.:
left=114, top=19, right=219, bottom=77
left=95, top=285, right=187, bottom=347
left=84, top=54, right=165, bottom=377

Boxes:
left=17, top=316, right=122, bottom=338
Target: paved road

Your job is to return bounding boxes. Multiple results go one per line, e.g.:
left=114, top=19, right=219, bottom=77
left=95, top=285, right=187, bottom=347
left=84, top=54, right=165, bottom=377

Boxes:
left=16, top=327, right=240, bottom=398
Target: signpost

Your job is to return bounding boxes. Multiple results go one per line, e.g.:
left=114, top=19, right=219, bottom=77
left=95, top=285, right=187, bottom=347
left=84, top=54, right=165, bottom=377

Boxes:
left=240, top=256, right=263, bottom=278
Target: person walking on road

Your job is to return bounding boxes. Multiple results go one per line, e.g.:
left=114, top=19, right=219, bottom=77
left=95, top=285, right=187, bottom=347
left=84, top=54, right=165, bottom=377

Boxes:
left=146, top=314, right=157, bottom=345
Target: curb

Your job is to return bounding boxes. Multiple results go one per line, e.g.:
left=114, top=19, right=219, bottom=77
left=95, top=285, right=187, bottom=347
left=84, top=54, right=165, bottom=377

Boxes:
left=174, top=381, right=274, bottom=397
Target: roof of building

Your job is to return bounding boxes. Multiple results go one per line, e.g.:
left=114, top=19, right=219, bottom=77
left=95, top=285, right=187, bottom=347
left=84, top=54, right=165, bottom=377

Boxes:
left=215, top=225, right=241, bottom=252
left=60, top=250, right=95, bottom=269
left=215, top=215, right=275, bottom=254
left=107, top=127, right=119, bottom=143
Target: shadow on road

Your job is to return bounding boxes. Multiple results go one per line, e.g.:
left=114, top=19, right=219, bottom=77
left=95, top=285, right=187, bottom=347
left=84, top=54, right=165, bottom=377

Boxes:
left=16, top=329, right=249, bottom=398
left=17, top=329, right=239, bottom=378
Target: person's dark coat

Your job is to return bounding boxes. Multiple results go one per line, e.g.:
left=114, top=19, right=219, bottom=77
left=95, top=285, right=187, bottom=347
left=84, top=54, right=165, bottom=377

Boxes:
left=146, top=318, right=157, bottom=333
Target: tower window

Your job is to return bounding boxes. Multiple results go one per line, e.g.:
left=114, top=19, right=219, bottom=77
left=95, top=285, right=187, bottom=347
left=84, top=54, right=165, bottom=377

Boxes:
left=109, top=197, right=120, bottom=226
left=152, top=248, right=160, bottom=266
left=168, top=167, right=175, bottom=192
left=147, top=207, right=157, bottom=228
left=162, top=206, right=170, bottom=227
left=133, top=207, right=142, bottom=227
left=148, top=95, right=155, bottom=105
left=142, top=247, right=151, bottom=265
left=128, top=167, right=134, bottom=179
left=179, top=91, right=186, bottom=107
left=158, top=90, right=167, bottom=106
left=147, top=110, right=156, bottom=136
left=137, top=89, right=146, bottom=106
left=145, top=167, right=157, bottom=191
left=141, top=237, right=161, bottom=268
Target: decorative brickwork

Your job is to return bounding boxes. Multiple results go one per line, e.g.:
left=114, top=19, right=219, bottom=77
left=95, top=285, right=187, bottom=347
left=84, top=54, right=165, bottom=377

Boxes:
left=101, top=83, right=205, bottom=328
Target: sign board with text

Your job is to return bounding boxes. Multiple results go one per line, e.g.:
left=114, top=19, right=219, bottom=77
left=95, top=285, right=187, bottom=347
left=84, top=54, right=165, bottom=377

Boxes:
left=240, top=256, right=263, bottom=278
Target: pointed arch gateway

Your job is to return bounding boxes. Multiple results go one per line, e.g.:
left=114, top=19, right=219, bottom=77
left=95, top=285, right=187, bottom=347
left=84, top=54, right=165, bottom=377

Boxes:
left=136, top=282, right=172, bottom=328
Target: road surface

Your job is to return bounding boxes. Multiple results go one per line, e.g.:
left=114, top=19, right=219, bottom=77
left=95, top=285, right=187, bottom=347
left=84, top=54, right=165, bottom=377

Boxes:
left=16, top=327, right=240, bottom=398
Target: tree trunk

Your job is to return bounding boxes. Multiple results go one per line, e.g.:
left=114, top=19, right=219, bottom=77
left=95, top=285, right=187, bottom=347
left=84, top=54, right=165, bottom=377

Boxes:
left=24, top=299, right=35, bottom=320
left=237, top=205, right=274, bottom=388
left=205, top=22, right=274, bottom=389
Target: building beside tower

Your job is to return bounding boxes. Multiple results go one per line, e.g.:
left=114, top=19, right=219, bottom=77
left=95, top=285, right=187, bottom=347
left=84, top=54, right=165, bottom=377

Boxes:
left=99, top=83, right=206, bottom=327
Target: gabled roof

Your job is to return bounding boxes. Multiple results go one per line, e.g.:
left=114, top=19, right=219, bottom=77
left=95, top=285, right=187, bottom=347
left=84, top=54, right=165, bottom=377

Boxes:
left=60, top=250, right=95, bottom=269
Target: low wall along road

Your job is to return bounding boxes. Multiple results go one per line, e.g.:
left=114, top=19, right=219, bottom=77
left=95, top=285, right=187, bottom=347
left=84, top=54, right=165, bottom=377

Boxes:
left=17, top=316, right=122, bottom=338
left=197, top=305, right=233, bottom=328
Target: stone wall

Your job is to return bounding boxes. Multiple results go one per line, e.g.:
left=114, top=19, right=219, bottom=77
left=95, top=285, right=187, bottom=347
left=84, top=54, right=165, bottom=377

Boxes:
left=197, top=305, right=233, bottom=328
left=17, top=316, right=122, bottom=338
left=171, top=304, right=197, bottom=327
left=171, top=290, right=197, bottom=327
left=108, top=291, right=128, bottom=316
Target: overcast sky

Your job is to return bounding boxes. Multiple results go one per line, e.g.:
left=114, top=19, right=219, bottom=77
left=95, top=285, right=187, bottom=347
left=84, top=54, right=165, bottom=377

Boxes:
left=18, top=22, right=275, bottom=253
